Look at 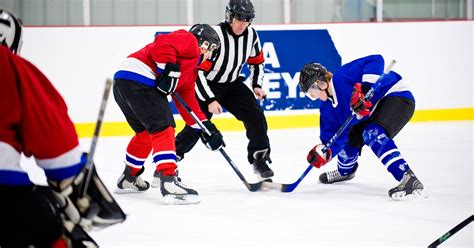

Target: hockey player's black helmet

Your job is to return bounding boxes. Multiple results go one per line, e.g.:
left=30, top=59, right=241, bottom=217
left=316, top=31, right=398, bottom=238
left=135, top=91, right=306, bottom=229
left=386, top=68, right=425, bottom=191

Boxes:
left=0, top=9, right=23, bottom=54
left=299, top=62, right=328, bottom=93
left=189, top=24, right=220, bottom=52
left=225, top=0, right=255, bottom=23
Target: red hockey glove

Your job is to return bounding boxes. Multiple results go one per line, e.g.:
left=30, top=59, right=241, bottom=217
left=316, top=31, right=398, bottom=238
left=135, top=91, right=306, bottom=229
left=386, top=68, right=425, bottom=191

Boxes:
left=307, top=144, right=332, bottom=168
left=350, top=83, right=373, bottom=118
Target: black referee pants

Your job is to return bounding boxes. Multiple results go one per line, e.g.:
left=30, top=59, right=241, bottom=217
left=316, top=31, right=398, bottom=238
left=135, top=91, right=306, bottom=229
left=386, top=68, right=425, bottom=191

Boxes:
left=176, top=80, right=270, bottom=164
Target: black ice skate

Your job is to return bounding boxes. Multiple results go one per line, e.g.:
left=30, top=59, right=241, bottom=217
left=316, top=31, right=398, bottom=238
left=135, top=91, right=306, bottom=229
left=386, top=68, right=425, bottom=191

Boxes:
left=154, top=171, right=200, bottom=205
left=114, top=166, right=150, bottom=194
left=252, top=149, right=274, bottom=180
left=319, top=163, right=358, bottom=184
left=388, top=168, right=425, bottom=200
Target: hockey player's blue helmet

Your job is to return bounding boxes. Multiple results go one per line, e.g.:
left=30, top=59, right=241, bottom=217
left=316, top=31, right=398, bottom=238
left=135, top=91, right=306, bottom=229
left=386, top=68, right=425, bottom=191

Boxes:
left=0, top=9, right=23, bottom=54
left=225, top=0, right=255, bottom=23
left=299, top=62, right=328, bottom=93
left=190, top=23, right=220, bottom=52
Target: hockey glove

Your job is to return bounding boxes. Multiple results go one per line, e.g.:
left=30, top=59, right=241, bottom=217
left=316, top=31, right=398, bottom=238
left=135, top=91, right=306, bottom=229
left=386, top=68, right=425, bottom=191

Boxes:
left=156, top=63, right=180, bottom=95
left=199, top=120, right=225, bottom=151
left=307, top=144, right=332, bottom=168
left=350, top=83, right=373, bottom=118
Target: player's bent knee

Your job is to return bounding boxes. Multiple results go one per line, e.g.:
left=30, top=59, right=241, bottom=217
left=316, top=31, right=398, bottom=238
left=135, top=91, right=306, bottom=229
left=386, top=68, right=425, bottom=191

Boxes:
left=175, top=125, right=200, bottom=156
left=362, top=124, right=389, bottom=148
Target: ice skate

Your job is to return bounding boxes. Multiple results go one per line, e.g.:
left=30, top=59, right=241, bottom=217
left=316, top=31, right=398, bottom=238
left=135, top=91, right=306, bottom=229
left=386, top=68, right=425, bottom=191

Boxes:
left=389, top=168, right=426, bottom=200
left=252, top=149, right=274, bottom=180
left=151, top=170, right=181, bottom=188
left=114, top=166, right=150, bottom=194
left=319, top=163, right=358, bottom=184
left=154, top=171, right=200, bottom=205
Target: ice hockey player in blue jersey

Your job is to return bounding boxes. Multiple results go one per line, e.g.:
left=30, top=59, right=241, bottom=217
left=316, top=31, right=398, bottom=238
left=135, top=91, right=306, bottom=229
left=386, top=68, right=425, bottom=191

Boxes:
left=298, top=54, right=424, bottom=200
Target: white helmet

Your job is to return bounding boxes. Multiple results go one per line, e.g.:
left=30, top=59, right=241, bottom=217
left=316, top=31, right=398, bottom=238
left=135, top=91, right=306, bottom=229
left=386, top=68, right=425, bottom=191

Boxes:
left=0, top=9, right=23, bottom=54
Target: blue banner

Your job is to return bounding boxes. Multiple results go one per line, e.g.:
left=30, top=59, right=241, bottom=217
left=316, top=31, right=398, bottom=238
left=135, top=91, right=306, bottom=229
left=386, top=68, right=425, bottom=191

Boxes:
left=166, top=29, right=341, bottom=113
left=244, top=29, right=341, bottom=111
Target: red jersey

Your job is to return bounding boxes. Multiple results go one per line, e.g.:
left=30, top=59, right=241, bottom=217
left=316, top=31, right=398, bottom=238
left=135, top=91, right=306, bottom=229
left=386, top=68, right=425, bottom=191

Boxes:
left=0, top=46, right=83, bottom=185
left=115, top=30, right=207, bottom=125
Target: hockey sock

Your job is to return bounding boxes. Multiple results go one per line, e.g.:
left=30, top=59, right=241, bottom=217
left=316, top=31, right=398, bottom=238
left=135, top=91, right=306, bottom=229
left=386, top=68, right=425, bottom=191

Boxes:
left=337, top=144, right=359, bottom=176
left=125, top=131, right=152, bottom=175
left=150, top=126, right=177, bottom=176
left=362, top=123, right=409, bottom=181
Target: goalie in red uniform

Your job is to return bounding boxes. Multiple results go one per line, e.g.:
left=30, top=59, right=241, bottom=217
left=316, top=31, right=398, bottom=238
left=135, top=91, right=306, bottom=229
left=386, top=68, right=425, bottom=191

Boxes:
left=0, top=9, right=125, bottom=247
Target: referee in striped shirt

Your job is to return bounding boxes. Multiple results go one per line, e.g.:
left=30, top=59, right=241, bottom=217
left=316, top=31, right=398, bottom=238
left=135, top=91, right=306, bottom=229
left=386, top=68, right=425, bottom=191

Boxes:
left=175, top=0, right=274, bottom=180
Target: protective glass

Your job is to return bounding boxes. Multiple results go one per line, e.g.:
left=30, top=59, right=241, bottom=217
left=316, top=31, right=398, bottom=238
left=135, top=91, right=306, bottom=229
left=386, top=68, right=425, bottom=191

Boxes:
left=304, top=80, right=328, bottom=100
left=303, top=80, right=328, bottom=93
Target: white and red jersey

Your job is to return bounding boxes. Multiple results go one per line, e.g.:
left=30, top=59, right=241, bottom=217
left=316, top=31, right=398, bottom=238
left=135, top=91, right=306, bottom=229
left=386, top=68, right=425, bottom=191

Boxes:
left=114, top=29, right=207, bottom=126
left=0, top=46, right=84, bottom=186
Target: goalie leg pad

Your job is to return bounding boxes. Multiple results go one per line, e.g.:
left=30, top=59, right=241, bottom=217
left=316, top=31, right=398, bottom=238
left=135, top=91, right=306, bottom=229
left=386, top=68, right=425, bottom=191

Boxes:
left=83, top=166, right=127, bottom=226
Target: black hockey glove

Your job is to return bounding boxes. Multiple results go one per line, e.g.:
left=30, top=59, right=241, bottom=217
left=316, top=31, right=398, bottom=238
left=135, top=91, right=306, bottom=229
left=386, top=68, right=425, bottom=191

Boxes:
left=156, top=63, right=180, bottom=95
left=199, top=121, right=225, bottom=151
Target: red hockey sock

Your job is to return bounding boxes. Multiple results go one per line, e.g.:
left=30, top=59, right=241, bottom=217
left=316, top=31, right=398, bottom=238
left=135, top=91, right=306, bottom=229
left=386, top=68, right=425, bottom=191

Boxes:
left=125, top=131, right=152, bottom=175
left=149, top=126, right=177, bottom=176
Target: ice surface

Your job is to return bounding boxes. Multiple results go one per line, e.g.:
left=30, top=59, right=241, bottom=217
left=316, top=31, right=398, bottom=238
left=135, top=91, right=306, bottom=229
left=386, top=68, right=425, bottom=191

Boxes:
left=23, top=121, right=473, bottom=247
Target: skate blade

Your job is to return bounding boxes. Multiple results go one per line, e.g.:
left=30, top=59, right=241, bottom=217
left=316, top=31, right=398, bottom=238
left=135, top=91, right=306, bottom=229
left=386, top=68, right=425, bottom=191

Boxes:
left=390, top=189, right=427, bottom=201
left=163, top=194, right=201, bottom=205
left=113, top=187, right=148, bottom=194
left=261, top=181, right=282, bottom=190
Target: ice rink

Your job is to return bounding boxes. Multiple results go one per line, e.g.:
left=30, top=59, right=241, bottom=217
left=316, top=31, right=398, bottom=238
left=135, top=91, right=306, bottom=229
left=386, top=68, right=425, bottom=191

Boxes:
left=25, top=121, right=473, bottom=247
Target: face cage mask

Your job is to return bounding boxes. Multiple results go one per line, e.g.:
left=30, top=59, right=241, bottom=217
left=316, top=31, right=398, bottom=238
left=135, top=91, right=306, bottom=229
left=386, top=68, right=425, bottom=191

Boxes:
left=200, top=41, right=219, bottom=52
left=200, top=41, right=219, bottom=59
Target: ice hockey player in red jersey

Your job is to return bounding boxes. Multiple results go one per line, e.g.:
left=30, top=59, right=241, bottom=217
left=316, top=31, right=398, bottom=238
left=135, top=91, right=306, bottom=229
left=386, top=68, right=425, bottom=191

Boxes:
left=113, top=24, right=224, bottom=205
left=0, top=9, right=126, bottom=247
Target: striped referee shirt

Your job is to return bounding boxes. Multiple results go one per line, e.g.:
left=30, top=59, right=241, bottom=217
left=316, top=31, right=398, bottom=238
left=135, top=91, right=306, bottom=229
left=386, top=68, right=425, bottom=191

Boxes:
left=196, top=22, right=265, bottom=103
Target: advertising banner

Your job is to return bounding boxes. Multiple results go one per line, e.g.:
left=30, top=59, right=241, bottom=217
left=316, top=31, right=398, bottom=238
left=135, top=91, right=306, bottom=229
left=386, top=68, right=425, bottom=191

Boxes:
left=249, top=29, right=341, bottom=111
left=167, top=29, right=341, bottom=114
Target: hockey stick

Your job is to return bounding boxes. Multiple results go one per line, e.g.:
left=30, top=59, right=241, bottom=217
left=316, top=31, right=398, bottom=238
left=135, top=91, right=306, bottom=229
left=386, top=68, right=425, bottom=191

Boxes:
left=173, top=93, right=263, bottom=192
left=428, top=215, right=473, bottom=248
left=264, top=60, right=396, bottom=192
left=80, top=78, right=113, bottom=198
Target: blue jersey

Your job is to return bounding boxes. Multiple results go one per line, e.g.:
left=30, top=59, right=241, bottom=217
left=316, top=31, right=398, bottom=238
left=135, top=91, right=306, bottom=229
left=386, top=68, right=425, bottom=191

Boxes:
left=319, top=54, right=415, bottom=155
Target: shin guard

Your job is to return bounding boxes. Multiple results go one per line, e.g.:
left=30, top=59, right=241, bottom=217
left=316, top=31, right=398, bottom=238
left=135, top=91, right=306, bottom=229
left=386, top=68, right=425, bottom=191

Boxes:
left=362, top=123, right=409, bottom=180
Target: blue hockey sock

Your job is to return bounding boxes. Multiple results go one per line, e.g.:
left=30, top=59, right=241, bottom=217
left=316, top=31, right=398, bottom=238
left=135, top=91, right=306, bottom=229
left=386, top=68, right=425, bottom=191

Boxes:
left=362, top=123, right=409, bottom=181
left=337, top=144, right=359, bottom=176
